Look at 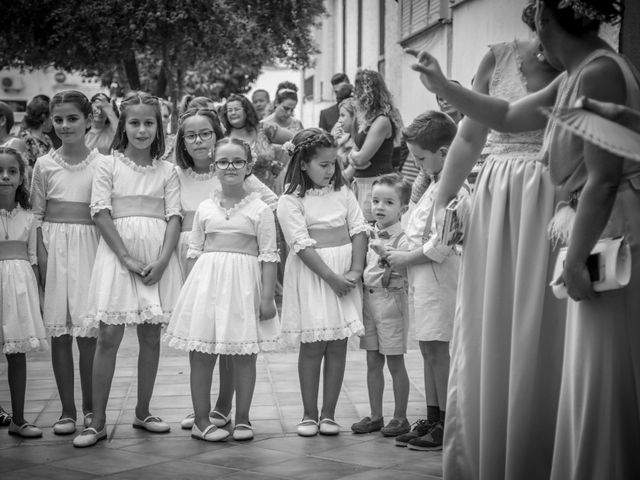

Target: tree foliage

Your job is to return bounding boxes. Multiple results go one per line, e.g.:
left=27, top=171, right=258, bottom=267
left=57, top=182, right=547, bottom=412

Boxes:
left=1, top=0, right=325, bottom=101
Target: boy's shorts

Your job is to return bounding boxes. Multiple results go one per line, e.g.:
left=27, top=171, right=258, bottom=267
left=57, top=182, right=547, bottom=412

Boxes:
left=360, top=286, right=409, bottom=355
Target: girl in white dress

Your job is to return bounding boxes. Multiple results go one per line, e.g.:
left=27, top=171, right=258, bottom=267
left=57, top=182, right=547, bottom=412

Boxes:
left=0, top=147, right=47, bottom=438
left=165, top=137, right=279, bottom=442
left=277, top=128, right=368, bottom=437
left=73, top=92, right=183, bottom=447
left=174, top=107, right=277, bottom=430
left=31, top=91, right=105, bottom=436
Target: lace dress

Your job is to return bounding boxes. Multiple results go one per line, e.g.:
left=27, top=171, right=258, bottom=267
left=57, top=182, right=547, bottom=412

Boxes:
left=174, top=167, right=277, bottom=276
left=0, top=206, right=48, bottom=353
left=277, top=185, right=368, bottom=344
left=444, top=41, right=566, bottom=480
left=544, top=50, right=640, bottom=480
left=30, top=149, right=103, bottom=337
left=85, top=152, right=183, bottom=326
left=164, top=193, right=281, bottom=354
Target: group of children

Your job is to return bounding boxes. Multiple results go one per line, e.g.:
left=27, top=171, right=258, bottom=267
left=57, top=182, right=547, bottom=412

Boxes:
left=0, top=88, right=467, bottom=452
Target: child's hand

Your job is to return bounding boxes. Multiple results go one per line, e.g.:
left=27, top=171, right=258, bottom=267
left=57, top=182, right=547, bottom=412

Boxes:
left=259, top=297, right=277, bottom=321
left=141, top=259, right=169, bottom=286
left=121, top=254, right=146, bottom=275
left=386, top=249, right=410, bottom=269
left=343, top=270, right=361, bottom=284
left=326, top=272, right=356, bottom=297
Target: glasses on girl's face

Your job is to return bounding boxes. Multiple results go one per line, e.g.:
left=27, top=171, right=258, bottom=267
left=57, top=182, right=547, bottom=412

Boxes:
left=184, top=130, right=214, bottom=143
left=214, top=159, right=247, bottom=170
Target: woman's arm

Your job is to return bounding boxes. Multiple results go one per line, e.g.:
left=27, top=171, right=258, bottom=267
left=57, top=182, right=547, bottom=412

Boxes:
left=406, top=48, right=560, bottom=132
left=268, top=123, right=294, bottom=145
left=563, top=57, right=628, bottom=301
left=435, top=48, right=493, bottom=210
left=349, top=116, right=392, bottom=167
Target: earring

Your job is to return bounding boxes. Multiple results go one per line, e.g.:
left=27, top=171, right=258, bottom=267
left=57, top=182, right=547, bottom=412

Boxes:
left=536, top=44, right=546, bottom=63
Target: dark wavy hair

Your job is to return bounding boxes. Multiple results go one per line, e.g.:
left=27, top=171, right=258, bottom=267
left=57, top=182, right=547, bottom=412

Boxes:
left=23, top=96, right=50, bottom=129
left=354, top=69, right=402, bottom=135
left=175, top=108, right=224, bottom=170
left=0, top=147, right=30, bottom=209
left=110, top=92, right=165, bottom=159
left=522, top=2, right=537, bottom=31
left=220, top=94, right=260, bottom=132
left=541, top=0, right=622, bottom=36
left=283, top=128, right=343, bottom=197
left=0, top=101, right=15, bottom=133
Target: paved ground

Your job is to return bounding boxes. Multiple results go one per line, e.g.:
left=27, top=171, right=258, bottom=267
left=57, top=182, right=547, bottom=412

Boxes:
left=0, top=331, right=442, bottom=479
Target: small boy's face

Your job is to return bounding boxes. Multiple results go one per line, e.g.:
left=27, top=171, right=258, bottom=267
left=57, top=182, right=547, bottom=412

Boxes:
left=371, top=184, right=406, bottom=230
left=407, top=141, right=446, bottom=176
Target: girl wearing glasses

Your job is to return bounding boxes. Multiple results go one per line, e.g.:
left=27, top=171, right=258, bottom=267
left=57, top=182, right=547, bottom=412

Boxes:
left=220, top=94, right=292, bottom=194
left=172, top=107, right=277, bottom=432
left=166, top=137, right=280, bottom=442
left=74, top=92, right=183, bottom=447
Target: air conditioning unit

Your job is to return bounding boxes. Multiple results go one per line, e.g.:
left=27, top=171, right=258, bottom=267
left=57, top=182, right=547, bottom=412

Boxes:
left=1, top=75, right=25, bottom=92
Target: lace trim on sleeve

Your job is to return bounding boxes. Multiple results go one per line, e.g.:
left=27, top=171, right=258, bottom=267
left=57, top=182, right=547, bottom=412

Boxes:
left=349, top=222, right=371, bottom=237
left=258, top=250, right=280, bottom=263
left=165, top=207, right=183, bottom=220
left=292, top=238, right=316, bottom=253
left=90, top=202, right=112, bottom=217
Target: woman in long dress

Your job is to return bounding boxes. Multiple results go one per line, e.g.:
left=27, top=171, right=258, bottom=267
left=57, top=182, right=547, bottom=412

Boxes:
left=409, top=1, right=638, bottom=478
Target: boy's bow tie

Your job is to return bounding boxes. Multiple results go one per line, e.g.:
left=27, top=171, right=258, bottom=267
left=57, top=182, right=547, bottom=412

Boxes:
left=377, top=231, right=391, bottom=239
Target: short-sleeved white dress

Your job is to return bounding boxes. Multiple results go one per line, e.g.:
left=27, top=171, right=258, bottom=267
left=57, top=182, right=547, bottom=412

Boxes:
left=277, top=185, right=368, bottom=343
left=0, top=206, right=48, bottom=353
left=175, top=167, right=278, bottom=276
left=85, top=152, right=183, bottom=326
left=165, top=192, right=281, bottom=354
left=31, top=149, right=103, bottom=337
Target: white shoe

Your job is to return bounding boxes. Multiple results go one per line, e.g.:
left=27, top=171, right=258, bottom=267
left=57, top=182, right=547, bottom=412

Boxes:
left=180, top=413, right=195, bottom=430
left=52, top=417, right=76, bottom=435
left=319, top=418, right=341, bottom=435
left=191, top=423, right=229, bottom=442
left=232, top=423, right=254, bottom=441
left=210, top=410, right=231, bottom=428
left=132, top=415, right=170, bottom=433
left=296, top=419, right=318, bottom=437
left=8, top=420, right=42, bottom=438
left=73, top=427, right=106, bottom=447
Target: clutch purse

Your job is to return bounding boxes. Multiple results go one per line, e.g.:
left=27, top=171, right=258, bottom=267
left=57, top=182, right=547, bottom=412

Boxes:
left=550, top=236, right=632, bottom=299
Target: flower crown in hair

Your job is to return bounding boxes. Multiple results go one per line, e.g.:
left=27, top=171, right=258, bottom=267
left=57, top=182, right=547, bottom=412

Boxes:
left=283, top=135, right=326, bottom=157
left=558, top=0, right=608, bottom=22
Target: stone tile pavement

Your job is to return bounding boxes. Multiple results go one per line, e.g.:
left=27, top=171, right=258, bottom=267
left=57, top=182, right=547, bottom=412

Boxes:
left=0, top=330, right=442, bottom=479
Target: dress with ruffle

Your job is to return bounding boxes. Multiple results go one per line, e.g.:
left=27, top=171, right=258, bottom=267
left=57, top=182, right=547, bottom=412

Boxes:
left=444, top=41, right=566, bottom=480
left=164, top=192, right=281, bottom=354
left=85, top=152, right=183, bottom=326
left=0, top=206, right=48, bottom=353
left=31, top=149, right=103, bottom=337
left=174, top=166, right=277, bottom=276
left=277, top=185, right=368, bottom=343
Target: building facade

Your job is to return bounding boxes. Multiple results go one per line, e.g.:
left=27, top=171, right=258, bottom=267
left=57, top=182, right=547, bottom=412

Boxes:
left=303, top=0, right=627, bottom=128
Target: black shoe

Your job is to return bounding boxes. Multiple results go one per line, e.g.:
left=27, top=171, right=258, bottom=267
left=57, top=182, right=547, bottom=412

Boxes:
left=395, top=419, right=435, bottom=447
left=407, top=422, right=443, bottom=451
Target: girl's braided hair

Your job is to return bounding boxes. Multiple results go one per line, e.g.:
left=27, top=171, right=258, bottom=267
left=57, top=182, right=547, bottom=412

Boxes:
left=283, top=128, right=344, bottom=197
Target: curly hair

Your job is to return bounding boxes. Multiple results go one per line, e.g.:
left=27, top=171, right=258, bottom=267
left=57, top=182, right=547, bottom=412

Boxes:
left=522, top=2, right=537, bottom=31
left=283, top=128, right=343, bottom=197
left=0, top=147, right=30, bottom=209
left=353, top=69, right=402, bottom=135
left=175, top=108, right=224, bottom=170
left=110, top=92, right=165, bottom=159
left=220, top=94, right=260, bottom=132
left=23, top=96, right=50, bottom=129
left=541, top=0, right=623, bottom=35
